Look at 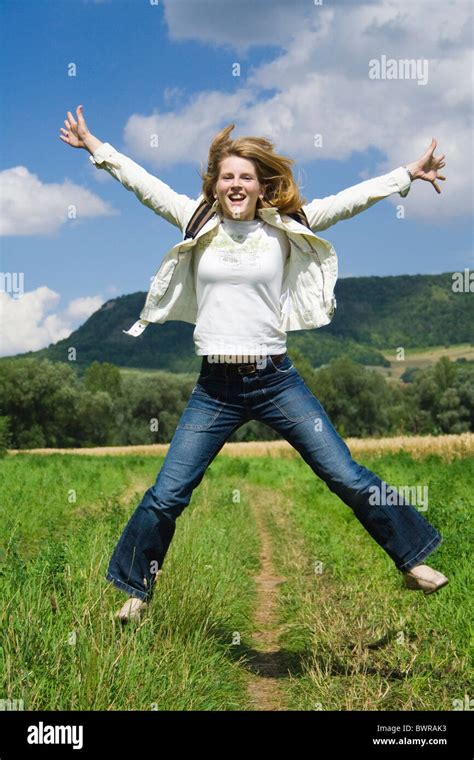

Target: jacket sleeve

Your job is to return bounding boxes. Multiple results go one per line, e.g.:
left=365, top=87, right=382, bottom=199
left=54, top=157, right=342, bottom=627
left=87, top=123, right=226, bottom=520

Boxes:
left=89, top=142, right=198, bottom=232
left=302, top=166, right=412, bottom=232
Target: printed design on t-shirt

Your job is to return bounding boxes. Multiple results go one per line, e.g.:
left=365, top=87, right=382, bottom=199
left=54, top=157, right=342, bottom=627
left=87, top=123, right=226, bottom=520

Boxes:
left=215, top=226, right=271, bottom=269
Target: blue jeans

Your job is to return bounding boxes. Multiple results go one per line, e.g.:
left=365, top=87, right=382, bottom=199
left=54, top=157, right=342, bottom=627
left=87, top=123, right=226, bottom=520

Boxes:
left=106, top=353, right=442, bottom=602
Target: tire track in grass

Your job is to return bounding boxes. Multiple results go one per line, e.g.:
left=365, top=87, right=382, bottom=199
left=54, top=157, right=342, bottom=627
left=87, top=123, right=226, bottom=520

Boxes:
left=245, top=486, right=290, bottom=711
left=243, top=480, right=371, bottom=711
left=251, top=475, right=451, bottom=711
left=73, top=470, right=155, bottom=520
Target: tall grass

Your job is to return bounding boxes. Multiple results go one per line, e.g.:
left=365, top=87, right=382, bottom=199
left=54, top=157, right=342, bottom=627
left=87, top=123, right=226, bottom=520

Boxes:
left=225, top=452, right=472, bottom=710
left=1, top=449, right=471, bottom=711
left=0, top=455, right=260, bottom=710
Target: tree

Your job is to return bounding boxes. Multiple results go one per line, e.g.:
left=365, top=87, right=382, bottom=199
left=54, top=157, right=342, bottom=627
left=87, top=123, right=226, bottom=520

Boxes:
left=83, top=361, right=122, bottom=396
left=0, top=416, right=11, bottom=455
left=310, top=357, right=396, bottom=437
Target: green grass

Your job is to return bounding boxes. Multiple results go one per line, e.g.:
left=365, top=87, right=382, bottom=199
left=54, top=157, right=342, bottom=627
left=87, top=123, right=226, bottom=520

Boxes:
left=223, top=452, right=472, bottom=711
left=376, top=343, right=474, bottom=380
left=0, top=455, right=260, bottom=710
left=0, top=450, right=471, bottom=711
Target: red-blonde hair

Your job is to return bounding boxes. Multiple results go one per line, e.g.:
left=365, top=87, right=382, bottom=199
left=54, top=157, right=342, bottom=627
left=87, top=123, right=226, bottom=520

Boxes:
left=199, top=124, right=307, bottom=214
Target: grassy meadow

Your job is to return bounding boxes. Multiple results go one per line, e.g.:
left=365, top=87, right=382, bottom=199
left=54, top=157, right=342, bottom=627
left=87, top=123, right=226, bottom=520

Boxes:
left=0, top=443, right=472, bottom=711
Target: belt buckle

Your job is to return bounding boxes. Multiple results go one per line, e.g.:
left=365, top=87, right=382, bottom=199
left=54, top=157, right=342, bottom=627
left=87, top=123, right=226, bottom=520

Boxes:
left=237, top=363, right=257, bottom=375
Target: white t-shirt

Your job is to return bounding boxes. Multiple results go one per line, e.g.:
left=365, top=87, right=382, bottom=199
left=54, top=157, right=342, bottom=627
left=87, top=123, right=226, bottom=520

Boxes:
left=192, top=216, right=290, bottom=360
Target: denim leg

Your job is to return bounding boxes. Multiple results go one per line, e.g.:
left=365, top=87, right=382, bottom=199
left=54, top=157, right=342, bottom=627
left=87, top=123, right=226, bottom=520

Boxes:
left=106, top=377, right=245, bottom=601
left=255, top=365, right=442, bottom=572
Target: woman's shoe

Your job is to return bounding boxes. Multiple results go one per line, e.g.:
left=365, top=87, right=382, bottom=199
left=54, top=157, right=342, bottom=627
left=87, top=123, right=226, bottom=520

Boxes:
left=115, top=596, right=148, bottom=623
left=113, top=571, right=161, bottom=622
left=403, top=564, right=449, bottom=595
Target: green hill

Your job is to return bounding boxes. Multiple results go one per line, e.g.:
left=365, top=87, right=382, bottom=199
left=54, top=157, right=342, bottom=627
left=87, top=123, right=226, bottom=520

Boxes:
left=10, top=272, right=473, bottom=373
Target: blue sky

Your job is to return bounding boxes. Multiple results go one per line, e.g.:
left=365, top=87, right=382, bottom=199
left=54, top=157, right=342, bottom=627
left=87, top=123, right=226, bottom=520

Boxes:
left=1, top=0, right=472, bottom=356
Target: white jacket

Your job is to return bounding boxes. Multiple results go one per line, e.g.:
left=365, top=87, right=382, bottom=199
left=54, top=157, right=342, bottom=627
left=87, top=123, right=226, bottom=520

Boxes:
left=89, top=143, right=411, bottom=338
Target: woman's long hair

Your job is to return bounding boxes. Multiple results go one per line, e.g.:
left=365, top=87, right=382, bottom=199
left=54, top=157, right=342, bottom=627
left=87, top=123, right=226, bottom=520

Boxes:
left=199, top=124, right=307, bottom=214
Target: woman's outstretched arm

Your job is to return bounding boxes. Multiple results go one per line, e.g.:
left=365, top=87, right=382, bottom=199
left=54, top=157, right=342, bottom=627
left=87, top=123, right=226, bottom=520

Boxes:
left=303, top=138, right=446, bottom=233
left=59, top=104, right=197, bottom=231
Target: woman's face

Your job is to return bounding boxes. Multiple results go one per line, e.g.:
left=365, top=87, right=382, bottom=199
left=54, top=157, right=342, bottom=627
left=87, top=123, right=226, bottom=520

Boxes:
left=214, top=155, right=265, bottom=221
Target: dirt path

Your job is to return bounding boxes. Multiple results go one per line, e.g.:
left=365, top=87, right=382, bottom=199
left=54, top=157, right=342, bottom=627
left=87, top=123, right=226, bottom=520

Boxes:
left=119, top=477, right=152, bottom=506
left=73, top=475, right=152, bottom=520
left=245, top=486, right=290, bottom=711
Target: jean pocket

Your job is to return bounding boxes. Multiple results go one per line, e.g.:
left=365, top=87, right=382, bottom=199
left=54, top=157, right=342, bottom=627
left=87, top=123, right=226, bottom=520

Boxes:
left=178, top=401, right=223, bottom=430
left=179, top=384, right=226, bottom=430
left=268, top=354, right=294, bottom=374
left=271, top=383, right=323, bottom=422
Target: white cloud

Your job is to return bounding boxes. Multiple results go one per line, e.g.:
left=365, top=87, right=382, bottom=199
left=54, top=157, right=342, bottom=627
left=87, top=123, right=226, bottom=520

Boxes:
left=0, top=288, right=105, bottom=357
left=121, top=0, right=472, bottom=220
left=64, top=295, right=105, bottom=321
left=123, top=89, right=256, bottom=168
left=163, top=0, right=310, bottom=53
left=0, top=166, right=118, bottom=236
left=163, top=85, right=188, bottom=106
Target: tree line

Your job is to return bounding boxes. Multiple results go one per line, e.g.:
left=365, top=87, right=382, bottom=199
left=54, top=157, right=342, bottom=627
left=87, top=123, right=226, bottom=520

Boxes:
left=0, top=353, right=472, bottom=452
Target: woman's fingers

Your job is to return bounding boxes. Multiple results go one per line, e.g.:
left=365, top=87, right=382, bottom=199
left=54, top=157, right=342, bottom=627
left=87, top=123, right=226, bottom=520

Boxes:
left=64, top=118, right=76, bottom=135
left=59, top=128, right=70, bottom=143
left=60, top=110, right=86, bottom=145
left=65, top=114, right=80, bottom=137
left=431, top=174, right=446, bottom=193
left=64, top=107, right=85, bottom=132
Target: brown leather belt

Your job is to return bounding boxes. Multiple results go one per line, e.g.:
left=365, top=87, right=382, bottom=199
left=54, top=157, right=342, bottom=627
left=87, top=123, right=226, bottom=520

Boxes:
left=203, top=352, right=287, bottom=375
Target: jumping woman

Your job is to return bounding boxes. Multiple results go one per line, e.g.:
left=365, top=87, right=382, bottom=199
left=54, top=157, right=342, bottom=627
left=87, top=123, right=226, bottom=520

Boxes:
left=60, top=105, right=448, bottom=622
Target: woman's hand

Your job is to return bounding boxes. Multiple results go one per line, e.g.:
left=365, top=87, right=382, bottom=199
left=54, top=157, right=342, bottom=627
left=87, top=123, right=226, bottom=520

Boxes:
left=59, top=105, right=91, bottom=149
left=405, top=138, right=446, bottom=194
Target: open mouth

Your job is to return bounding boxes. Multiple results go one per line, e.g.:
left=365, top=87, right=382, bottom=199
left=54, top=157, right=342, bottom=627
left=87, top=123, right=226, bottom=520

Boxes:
left=228, top=194, right=246, bottom=203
